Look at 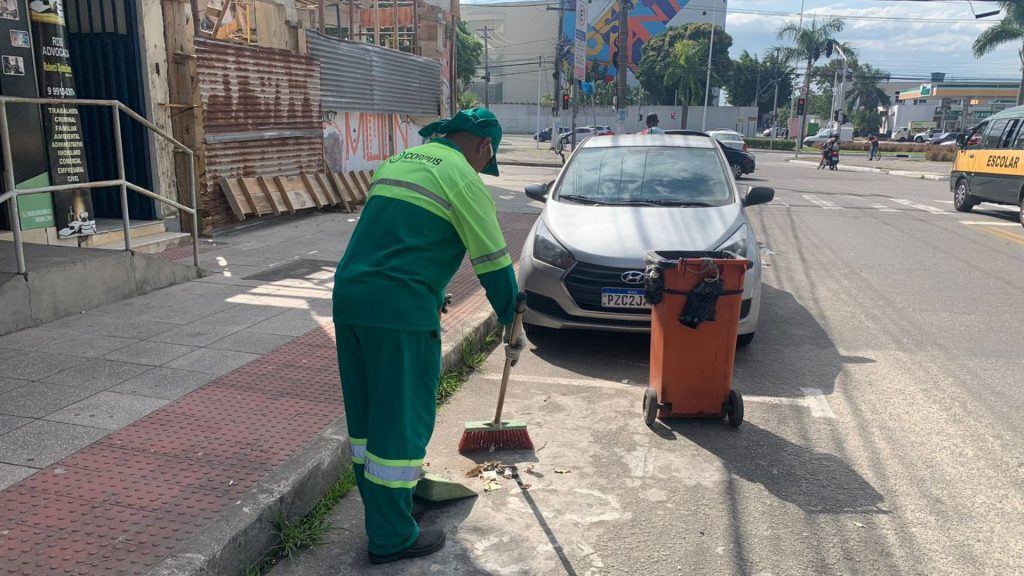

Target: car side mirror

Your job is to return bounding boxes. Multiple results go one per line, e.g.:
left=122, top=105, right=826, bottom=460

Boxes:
left=956, top=134, right=967, bottom=148
left=525, top=182, right=551, bottom=202
left=743, top=186, right=774, bottom=207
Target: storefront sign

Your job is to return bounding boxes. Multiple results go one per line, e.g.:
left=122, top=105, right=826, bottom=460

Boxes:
left=0, top=0, right=52, bottom=231
left=30, top=0, right=95, bottom=237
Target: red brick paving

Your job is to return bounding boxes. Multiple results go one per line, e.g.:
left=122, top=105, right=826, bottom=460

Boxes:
left=0, top=211, right=538, bottom=575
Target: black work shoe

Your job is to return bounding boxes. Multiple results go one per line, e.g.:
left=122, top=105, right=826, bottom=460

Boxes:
left=368, top=526, right=446, bottom=565
left=412, top=499, right=426, bottom=520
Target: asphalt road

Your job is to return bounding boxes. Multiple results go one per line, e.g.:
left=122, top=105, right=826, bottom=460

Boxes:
left=273, top=158, right=1024, bottom=575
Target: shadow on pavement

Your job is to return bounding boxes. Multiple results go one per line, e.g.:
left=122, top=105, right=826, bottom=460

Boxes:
left=661, top=420, right=887, bottom=515
left=528, top=283, right=872, bottom=398
left=734, top=284, right=873, bottom=397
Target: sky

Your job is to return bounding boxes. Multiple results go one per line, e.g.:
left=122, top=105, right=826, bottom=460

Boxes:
left=723, top=0, right=1019, bottom=82
left=465, top=0, right=1024, bottom=83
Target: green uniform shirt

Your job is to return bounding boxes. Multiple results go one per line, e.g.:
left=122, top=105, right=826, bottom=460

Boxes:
left=333, top=140, right=518, bottom=331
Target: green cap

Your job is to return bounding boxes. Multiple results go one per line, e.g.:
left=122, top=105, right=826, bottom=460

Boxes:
left=418, top=108, right=503, bottom=176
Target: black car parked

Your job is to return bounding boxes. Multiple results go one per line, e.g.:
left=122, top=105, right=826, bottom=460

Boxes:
left=664, top=129, right=756, bottom=179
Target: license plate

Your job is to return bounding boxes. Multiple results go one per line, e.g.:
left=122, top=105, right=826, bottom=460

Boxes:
left=600, top=288, right=649, bottom=309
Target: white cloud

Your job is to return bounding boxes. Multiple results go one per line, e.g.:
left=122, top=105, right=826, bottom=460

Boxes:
left=725, top=0, right=1021, bottom=80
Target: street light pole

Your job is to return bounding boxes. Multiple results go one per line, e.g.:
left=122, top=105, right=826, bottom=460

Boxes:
left=616, top=0, right=630, bottom=134
left=481, top=26, right=491, bottom=107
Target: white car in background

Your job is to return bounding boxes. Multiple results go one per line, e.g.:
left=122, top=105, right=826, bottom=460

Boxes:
left=707, top=129, right=749, bottom=151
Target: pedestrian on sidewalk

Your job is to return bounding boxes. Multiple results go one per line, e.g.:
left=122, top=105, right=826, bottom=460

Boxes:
left=332, top=108, right=524, bottom=565
left=638, top=113, right=665, bottom=134
left=868, top=135, right=880, bottom=161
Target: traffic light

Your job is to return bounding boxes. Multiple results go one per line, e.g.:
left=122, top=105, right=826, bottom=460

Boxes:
left=562, top=93, right=570, bottom=110
left=833, top=110, right=840, bottom=122
left=797, top=97, right=806, bottom=115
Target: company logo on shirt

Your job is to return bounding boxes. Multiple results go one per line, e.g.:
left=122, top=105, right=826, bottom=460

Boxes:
left=389, top=151, right=443, bottom=166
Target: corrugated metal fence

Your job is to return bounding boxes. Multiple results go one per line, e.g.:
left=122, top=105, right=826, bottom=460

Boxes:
left=196, top=38, right=323, bottom=230
left=307, top=32, right=440, bottom=116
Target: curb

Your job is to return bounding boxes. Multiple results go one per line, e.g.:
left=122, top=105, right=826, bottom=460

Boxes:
left=787, top=159, right=948, bottom=181
left=145, top=311, right=501, bottom=576
left=502, top=159, right=563, bottom=169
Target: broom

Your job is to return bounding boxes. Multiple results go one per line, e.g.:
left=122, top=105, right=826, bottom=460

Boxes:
left=458, top=292, right=534, bottom=453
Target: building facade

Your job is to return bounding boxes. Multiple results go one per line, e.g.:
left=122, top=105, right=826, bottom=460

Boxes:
left=885, top=81, right=1020, bottom=135
left=462, top=0, right=719, bottom=104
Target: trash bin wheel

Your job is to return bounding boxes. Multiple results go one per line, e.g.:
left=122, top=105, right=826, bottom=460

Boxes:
left=726, top=389, right=743, bottom=428
left=643, top=388, right=658, bottom=427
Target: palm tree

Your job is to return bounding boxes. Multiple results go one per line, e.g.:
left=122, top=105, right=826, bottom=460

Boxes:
left=844, top=63, right=891, bottom=112
left=777, top=17, right=853, bottom=140
left=664, top=40, right=707, bottom=129
left=972, top=2, right=1024, bottom=105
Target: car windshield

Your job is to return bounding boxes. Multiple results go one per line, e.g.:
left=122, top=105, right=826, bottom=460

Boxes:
left=554, top=146, right=732, bottom=206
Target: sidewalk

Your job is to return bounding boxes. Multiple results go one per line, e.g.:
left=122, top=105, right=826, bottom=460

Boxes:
left=0, top=208, right=538, bottom=575
left=776, top=151, right=950, bottom=181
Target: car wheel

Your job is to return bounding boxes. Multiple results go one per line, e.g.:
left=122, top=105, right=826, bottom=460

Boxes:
left=1019, top=199, right=1024, bottom=228
left=737, top=332, right=755, bottom=347
left=731, top=163, right=743, bottom=179
left=953, top=178, right=977, bottom=213
left=898, top=137, right=906, bottom=142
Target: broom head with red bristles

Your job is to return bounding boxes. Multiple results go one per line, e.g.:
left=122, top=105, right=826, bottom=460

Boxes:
left=458, top=419, right=533, bottom=453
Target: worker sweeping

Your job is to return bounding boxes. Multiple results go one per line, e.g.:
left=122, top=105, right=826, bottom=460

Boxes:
left=332, top=108, right=524, bottom=564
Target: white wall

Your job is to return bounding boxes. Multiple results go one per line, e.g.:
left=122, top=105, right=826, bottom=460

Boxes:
left=886, top=101, right=938, bottom=133
left=488, top=103, right=761, bottom=136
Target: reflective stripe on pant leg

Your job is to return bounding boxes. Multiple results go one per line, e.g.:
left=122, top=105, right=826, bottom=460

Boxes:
left=350, top=437, right=367, bottom=465
left=364, top=452, right=423, bottom=489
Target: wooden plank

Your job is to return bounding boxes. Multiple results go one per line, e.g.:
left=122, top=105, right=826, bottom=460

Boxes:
left=257, top=176, right=283, bottom=216
left=328, top=173, right=355, bottom=212
left=300, top=172, right=325, bottom=208
left=239, top=178, right=269, bottom=216
left=275, top=175, right=320, bottom=212
left=340, top=173, right=367, bottom=204
left=319, top=173, right=353, bottom=212
left=356, top=171, right=373, bottom=197
left=218, top=176, right=248, bottom=221
left=273, top=176, right=298, bottom=214
left=254, top=0, right=289, bottom=49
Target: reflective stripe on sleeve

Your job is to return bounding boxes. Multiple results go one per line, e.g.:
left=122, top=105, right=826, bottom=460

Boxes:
left=470, top=247, right=509, bottom=268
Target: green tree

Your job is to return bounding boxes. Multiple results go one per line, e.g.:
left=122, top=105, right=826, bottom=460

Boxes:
left=777, top=17, right=853, bottom=137
left=662, top=40, right=707, bottom=128
left=458, top=91, right=481, bottom=111
left=637, top=23, right=733, bottom=105
left=972, top=1, right=1024, bottom=105
left=457, top=21, right=483, bottom=90
left=725, top=49, right=794, bottom=118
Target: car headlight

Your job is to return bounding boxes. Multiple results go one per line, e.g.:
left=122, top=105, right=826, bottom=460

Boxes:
left=717, top=224, right=750, bottom=258
left=533, top=220, right=574, bottom=269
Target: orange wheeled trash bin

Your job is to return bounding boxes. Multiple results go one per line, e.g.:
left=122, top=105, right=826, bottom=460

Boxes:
left=642, top=250, right=751, bottom=428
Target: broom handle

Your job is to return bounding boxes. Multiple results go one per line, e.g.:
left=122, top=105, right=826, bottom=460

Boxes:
left=493, top=292, right=527, bottom=425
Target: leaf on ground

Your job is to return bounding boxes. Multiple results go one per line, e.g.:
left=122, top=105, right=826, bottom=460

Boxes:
left=465, top=464, right=484, bottom=478
left=483, top=480, right=502, bottom=492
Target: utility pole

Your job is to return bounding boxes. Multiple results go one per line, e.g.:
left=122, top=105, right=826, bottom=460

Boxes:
left=616, top=0, right=629, bottom=134
left=554, top=0, right=566, bottom=142
left=481, top=26, right=491, bottom=107
left=701, top=1, right=719, bottom=131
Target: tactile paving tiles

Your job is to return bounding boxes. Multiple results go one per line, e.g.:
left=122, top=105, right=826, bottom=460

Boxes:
left=0, top=212, right=538, bottom=574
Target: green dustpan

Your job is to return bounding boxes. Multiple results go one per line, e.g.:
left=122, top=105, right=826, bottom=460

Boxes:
left=416, top=472, right=477, bottom=502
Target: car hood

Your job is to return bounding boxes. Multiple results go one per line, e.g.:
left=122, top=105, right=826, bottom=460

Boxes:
left=543, top=198, right=744, bottom=268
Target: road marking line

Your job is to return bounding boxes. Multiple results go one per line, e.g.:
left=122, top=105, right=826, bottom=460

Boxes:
left=977, top=226, right=1024, bottom=245
left=482, top=375, right=838, bottom=418
left=936, top=200, right=954, bottom=204
left=891, top=198, right=949, bottom=215
left=869, top=203, right=899, bottom=212
left=958, top=221, right=1022, bottom=226
left=802, top=194, right=843, bottom=210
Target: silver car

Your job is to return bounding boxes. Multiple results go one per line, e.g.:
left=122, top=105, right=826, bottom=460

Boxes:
left=518, top=134, right=774, bottom=345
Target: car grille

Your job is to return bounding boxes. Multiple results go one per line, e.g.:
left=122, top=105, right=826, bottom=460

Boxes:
left=526, top=292, right=652, bottom=329
left=563, top=261, right=650, bottom=315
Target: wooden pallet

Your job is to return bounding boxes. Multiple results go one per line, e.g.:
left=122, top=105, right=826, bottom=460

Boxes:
left=219, top=170, right=373, bottom=221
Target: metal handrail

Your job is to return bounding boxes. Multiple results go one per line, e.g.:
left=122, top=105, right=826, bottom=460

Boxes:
left=0, top=96, right=199, bottom=273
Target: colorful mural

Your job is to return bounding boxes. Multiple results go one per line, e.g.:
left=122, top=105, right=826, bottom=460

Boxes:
left=322, top=111, right=422, bottom=173
left=562, top=0, right=688, bottom=83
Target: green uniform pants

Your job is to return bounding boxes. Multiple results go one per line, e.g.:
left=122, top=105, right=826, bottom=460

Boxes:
left=335, top=323, right=441, bottom=555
